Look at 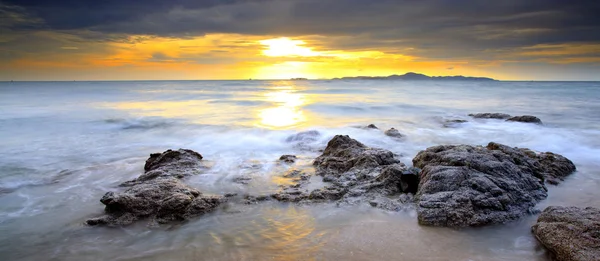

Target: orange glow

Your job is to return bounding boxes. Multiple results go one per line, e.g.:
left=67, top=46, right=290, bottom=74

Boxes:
left=4, top=32, right=596, bottom=81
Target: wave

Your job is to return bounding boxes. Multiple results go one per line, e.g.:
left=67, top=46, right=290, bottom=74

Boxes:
left=103, top=117, right=178, bottom=130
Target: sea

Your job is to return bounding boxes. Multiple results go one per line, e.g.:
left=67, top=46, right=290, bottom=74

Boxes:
left=1, top=80, right=599, bottom=261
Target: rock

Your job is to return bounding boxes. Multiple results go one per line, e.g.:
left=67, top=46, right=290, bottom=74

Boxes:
left=285, top=130, right=321, bottom=151
left=506, top=115, right=543, bottom=124
left=232, top=176, right=252, bottom=184
left=366, top=124, right=379, bottom=129
left=413, top=142, right=576, bottom=227
left=121, top=149, right=206, bottom=186
left=375, top=164, right=420, bottom=194
left=468, top=113, right=511, bottom=119
left=384, top=128, right=404, bottom=138
left=313, top=135, right=399, bottom=178
left=443, top=119, right=468, bottom=128
left=87, top=178, right=224, bottom=226
left=532, top=206, right=600, bottom=261
left=279, top=155, right=297, bottom=163
left=285, top=130, right=320, bottom=143
left=87, top=149, right=223, bottom=226
left=272, top=135, right=416, bottom=211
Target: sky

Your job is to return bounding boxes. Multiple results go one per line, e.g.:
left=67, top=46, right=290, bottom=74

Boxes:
left=0, top=0, right=599, bottom=81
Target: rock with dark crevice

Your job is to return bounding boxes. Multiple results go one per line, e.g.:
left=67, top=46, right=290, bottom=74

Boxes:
left=413, top=142, right=576, bottom=227
left=468, top=113, right=512, bottom=119
left=87, top=149, right=224, bottom=226
left=532, top=206, right=600, bottom=261
left=506, top=115, right=543, bottom=124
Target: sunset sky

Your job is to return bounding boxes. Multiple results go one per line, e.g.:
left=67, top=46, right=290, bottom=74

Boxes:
left=1, top=0, right=599, bottom=81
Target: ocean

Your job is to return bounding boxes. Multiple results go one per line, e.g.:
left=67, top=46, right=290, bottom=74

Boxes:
left=1, top=80, right=599, bottom=260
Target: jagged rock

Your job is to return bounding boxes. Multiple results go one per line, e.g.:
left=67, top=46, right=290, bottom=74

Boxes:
left=468, top=113, right=511, bottom=119
left=121, top=149, right=206, bottom=186
left=86, top=178, right=223, bottom=226
left=272, top=135, right=415, bottom=211
left=279, top=155, right=297, bottom=163
left=313, top=135, right=399, bottom=178
left=506, top=115, right=543, bottom=124
left=532, top=206, right=600, bottom=261
left=87, top=149, right=223, bottom=226
left=413, top=142, right=576, bottom=227
left=384, top=128, right=404, bottom=138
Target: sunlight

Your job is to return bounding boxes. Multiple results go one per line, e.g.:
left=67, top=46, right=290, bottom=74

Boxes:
left=260, top=37, right=318, bottom=57
left=257, top=88, right=307, bottom=129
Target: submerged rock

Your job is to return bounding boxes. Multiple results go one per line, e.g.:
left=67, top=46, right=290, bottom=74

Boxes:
left=285, top=130, right=320, bottom=143
left=443, top=119, right=468, bottom=128
left=384, top=128, right=404, bottom=138
left=279, top=155, right=297, bottom=163
left=468, top=113, right=511, bottom=119
left=366, top=124, right=379, bottom=129
left=413, top=142, right=576, bottom=227
left=532, top=206, right=600, bottom=261
left=506, top=115, right=543, bottom=124
left=87, top=149, right=224, bottom=226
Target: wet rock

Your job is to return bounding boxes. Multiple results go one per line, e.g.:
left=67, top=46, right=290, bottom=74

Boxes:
left=506, top=115, right=543, bottom=124
left=273, top=135, right=415, bottom=211
left=285, top=130, right=320, bottom=143
left=232, top=176, right=252, bottom=185
left=413, top=142, right=576, bottom=227
left=443, top=119, right=468, bottom=128
left=532, top=206, right=600, bottom=261
left=285, top=130, right=321, bottom=151
left=87, top=149, right=223, bottom=226
left=243, top=194, right=271, bottom=204
left=279, top=155, right=297, bottom=163
left=313, top=135, right=399, bottom=177
left=87, top=178, right=224, bottom=226
left=375, top=164, right=419, bottom=194
left=384, top=128, right=404, bottom=138
left=468, top=113, right=511, bottom=119
left=366, top=124, right=379, bottom=129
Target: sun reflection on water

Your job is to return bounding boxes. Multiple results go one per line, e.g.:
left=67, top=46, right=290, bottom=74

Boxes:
left=257, top=85, right=308, bottom=129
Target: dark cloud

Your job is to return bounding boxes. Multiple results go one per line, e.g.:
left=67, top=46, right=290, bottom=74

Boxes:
left=1, top=0, right=599, bottom=61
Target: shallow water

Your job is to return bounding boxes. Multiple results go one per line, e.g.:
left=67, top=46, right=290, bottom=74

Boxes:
left=1, top=80, right=599, bottom=260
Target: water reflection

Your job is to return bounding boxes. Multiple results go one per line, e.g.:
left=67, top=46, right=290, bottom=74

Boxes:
left=257, top=85, right=308, bottom=129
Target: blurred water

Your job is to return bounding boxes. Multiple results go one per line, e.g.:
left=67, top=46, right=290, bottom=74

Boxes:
left=0, top=80, right=599, bottom=260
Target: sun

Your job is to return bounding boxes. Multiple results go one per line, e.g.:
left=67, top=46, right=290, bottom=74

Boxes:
left=259, top=37, right=318, bottom=57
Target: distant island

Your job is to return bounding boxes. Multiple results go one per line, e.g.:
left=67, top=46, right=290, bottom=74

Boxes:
left=332, top=72, right=497, bottom=81
left=290, top=77, right=308, bottom=80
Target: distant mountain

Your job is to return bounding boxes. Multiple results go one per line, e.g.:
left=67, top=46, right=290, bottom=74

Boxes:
left=332, top=72, right=497, bottom=81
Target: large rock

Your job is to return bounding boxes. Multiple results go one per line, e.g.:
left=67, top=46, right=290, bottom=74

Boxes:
left=532, top=206, right=600, bottom=261
left=413, top=142, right=576, bottom=227
left=468, top=113, right=511, bottom=119
left=313, top=135, right=399, bottom=178
left=87, top=149, right=224, bottom=226
left=506, top=115, right=543, bottom=124
left=272, top=135, right=414, bottom=211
